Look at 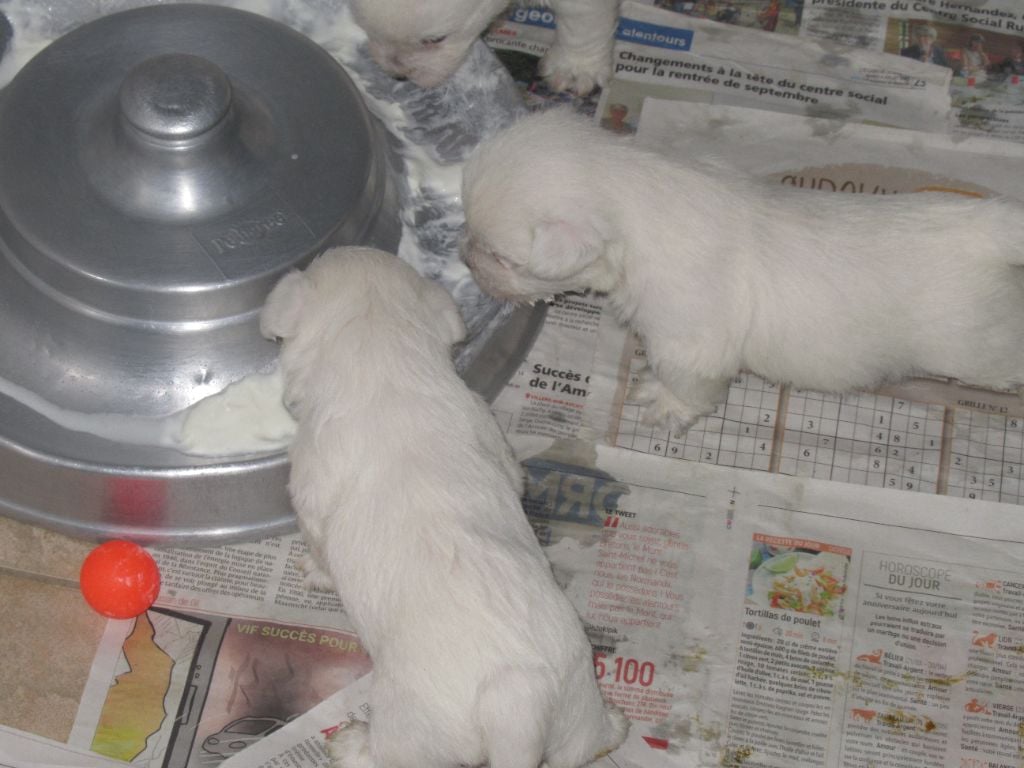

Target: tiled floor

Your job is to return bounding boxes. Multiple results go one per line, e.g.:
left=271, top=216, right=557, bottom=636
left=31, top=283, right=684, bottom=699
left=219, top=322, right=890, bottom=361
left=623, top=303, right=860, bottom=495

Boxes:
left=0, top=516, right=106, bottom=741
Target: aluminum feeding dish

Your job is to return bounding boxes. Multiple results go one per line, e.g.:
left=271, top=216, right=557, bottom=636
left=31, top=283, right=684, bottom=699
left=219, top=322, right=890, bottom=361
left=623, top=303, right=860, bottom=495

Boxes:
left=0, top=4, right=542, bottom=544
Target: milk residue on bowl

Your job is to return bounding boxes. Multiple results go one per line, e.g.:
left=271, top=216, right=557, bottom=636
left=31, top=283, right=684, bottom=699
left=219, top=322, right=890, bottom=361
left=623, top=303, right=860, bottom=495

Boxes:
left=0, top=369, right=296, bottom=457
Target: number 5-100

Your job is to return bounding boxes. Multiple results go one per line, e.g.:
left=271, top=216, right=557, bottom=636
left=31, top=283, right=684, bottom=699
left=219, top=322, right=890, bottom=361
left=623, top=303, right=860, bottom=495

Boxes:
left=594, top=652, right=656, bottom=686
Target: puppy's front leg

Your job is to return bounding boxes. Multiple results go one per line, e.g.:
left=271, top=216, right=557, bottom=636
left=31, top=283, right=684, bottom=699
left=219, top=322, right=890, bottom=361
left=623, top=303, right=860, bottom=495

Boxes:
left=296, top=546, right=337, bottom=593
left=541, top=0, right=620, bottom=93
left=327, top=721, right=374, bottom=768
left=633, top=366, right=730, bottom=437
left=296, top=556, right=335, bottom=592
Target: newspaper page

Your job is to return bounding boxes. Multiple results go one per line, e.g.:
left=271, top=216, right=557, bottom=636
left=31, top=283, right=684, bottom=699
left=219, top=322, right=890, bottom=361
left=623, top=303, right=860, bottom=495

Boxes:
left=218, top=672, right=375, bottom=768
left=633, top=0, right=804, bottom=36
left=596, top=1, right=952, bottom=135
left=196, top=436, right=1024, bottom=767
left=790, top=0, right=1024, bottom=144
left=490, top=291, right=628, bottom=440
left=508, top=435, right=1024, bottom=767
left=485, top=2, right=955, bottom=135
left=62, top=532, right=372, bottom=768
left=0, top=724, right=126, bottom=768
left=631, top=0, right=1024, bottom=144
left=488, top=1, right=1024, bottom=144
left=764, top=0, right=1024, bottom=144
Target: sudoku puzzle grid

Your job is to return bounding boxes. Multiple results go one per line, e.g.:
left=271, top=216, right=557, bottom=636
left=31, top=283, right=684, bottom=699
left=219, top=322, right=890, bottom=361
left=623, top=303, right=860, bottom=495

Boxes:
left=611, top=344, right=1024, bottom=503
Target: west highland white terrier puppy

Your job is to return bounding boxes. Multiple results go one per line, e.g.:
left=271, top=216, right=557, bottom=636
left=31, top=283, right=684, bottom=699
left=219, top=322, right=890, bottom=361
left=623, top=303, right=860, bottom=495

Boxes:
left=348, top=0, right=620, bottom=92
left=460, top=109, right=1024, bottom=433
left=261, top=247, right=628, bottom=768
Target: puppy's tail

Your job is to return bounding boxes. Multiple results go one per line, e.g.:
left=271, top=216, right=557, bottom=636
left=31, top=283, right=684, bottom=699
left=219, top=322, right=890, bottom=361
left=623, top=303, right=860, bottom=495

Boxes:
left=477, top=668, right=550, bottom=768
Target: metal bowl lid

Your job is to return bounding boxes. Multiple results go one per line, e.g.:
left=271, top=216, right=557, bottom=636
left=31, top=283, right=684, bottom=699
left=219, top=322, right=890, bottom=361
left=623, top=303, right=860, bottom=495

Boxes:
left=0, top=4, right=543, bottom=545
left=0, top=3, right=406, bottom=542
left=0, top=2, right=388, bottom=329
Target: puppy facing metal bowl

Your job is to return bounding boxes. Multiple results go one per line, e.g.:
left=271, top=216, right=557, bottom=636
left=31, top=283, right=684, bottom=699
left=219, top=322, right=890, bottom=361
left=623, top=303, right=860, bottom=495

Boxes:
left=0, top=4, right=542, bottom=544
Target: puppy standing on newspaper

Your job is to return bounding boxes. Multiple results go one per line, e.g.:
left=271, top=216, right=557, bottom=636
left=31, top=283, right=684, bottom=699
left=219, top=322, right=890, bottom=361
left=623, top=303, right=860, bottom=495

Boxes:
left=261, top=247, right=628, bottom=768
left=348, top=0, right=620, bottom=92
left=460, top=109, right=1024, bottom=434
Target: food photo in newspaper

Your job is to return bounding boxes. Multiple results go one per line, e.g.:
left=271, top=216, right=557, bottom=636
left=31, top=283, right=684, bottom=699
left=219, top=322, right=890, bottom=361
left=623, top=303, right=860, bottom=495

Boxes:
left=2, top=1, right=1023, bottom=767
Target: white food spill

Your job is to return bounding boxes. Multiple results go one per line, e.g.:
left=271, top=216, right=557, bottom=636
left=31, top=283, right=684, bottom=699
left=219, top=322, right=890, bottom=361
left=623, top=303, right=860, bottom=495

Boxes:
left=177, top=368, right=297, bottom=456
left=0, top=0, right=523, bottom=457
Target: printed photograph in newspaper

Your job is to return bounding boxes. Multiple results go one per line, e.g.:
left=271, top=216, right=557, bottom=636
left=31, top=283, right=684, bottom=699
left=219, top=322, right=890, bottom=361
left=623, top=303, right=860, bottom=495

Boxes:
left=647, top=0, right=803, bottom=35
left=77, top=608, right=370, bottom=768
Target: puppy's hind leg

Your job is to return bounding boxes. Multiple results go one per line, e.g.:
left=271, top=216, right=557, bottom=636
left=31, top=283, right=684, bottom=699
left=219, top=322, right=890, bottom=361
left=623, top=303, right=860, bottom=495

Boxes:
left=328, top=721, right=374, bottom=768
left=540, top=0, right=619, bottom=93
left=596, top=705, right=630, bottom=758
left=478, top=668, right=550, bottom=768
left=544, top=704, right=629, bottom=768
left=296, top=553, right=336, bottom=593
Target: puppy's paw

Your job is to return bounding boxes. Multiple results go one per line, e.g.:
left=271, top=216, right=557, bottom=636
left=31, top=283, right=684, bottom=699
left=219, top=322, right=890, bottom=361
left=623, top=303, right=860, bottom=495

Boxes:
left=632, top=377, right=709, bottom=438
left=539, top=42, right=610, bottom=94
left=641, top=398, right=703, bottom=439
left=297, top=555, right=336, bottom=593
left=598, top=704, right=630, bottom=756
left=327, top=720, right=373, bottom=768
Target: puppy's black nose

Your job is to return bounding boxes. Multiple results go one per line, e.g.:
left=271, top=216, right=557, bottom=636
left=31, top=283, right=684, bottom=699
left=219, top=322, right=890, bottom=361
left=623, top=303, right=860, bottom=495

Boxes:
left=393, top=74, right=408, bottom=82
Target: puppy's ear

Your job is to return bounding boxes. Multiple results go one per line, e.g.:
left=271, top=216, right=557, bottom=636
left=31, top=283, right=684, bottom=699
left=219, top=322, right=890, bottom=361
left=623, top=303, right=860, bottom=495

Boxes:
left=261, top=270, right=311, bottom=341
left=417, top=279, right=467, bottom=346
left=529, top=218, right=606, bottom=280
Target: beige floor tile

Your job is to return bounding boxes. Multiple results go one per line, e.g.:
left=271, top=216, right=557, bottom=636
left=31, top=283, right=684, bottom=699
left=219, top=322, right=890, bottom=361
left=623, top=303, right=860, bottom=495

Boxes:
left=0, top=571, right=106, bottom=741
left=0, top=516, right=94, bottom=583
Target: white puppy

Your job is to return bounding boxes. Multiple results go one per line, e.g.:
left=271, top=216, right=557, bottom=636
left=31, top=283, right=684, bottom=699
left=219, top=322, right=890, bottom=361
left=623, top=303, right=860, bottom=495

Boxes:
left=261, top=247, right=628, bottom=768
left=461, top=109, right=1024, bottom=433
left=348, top=0, right=620, bottom=93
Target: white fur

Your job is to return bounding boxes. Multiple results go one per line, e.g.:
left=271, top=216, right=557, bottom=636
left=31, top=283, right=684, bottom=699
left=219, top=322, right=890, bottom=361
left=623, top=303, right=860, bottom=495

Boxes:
left=461, top=108, right=1024, bottom=434
left=348, top=0, right=620, bottom=92
left=261, top=247, right=628, bottom=768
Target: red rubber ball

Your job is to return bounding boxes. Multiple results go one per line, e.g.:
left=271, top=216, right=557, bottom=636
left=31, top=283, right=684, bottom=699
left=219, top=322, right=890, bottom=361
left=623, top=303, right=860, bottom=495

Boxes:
left=80, top=540, right=161, bottom=619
